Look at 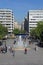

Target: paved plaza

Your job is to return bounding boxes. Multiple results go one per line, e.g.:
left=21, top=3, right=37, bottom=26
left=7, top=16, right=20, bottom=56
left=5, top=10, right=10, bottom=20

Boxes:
left=0, top=39, right=43, bottom=65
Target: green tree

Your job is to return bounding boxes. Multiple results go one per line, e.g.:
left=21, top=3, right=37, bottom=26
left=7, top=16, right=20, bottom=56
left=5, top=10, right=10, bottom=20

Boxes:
left=13, top=28, right=20, bottom=35
left=30, top=21, right=43, bottom=40
left=20, top=30, right=26, bottom=34
left=36, top=21, right=43, bottom=39
left=0, top=24, right=8, bottom=39
left=30, top=28, right=37, bottom=39
left=13, top=28, right=26, bottom=35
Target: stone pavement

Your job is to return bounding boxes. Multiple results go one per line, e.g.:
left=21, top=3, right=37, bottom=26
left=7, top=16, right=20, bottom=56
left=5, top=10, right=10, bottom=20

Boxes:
left=0, top=39, right=43, bottom=65
left=0, top=47, right=43, bottom=65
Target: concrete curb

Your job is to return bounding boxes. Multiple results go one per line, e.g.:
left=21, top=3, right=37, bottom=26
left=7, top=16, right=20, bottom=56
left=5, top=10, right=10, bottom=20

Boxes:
left=15, top=48, right=31, bottom=50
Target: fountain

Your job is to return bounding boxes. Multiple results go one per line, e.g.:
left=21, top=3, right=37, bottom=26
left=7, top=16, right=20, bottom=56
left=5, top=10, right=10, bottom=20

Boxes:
left=14, top=35, right=28, bottom=49
left=18, top=36, right=23, bottom=46
left=16, top=35, right=24, bottom=49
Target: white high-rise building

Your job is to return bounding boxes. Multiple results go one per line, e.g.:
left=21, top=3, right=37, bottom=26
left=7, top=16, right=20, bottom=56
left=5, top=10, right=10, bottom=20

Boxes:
left=29, top=10, right=43, bottom=33
left=0, top=9, right=14, bottom=33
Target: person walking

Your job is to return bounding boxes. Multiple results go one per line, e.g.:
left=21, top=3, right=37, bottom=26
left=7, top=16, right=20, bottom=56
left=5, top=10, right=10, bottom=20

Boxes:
left=24, top=48, right=27, bottom=54
left=35, top=46, right=38, bottom=51
left=12, top=47, right=15, bottom=57
left=3, top=43, right=7, bottom=53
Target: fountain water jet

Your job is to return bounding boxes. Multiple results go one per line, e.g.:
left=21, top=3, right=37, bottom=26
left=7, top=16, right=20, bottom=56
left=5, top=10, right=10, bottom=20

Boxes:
left=16, top=35, right=24, bottom=49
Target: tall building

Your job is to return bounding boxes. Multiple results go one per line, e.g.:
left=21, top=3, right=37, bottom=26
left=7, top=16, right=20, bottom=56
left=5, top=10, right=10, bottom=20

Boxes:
left=29, top=10, right=43, bottom=33
left=0, top=9, right=14, bottom=33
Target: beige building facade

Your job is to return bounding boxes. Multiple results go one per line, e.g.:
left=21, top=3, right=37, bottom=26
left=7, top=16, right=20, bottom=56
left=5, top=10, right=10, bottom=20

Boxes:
left=14, top=21, right=21, bottom=30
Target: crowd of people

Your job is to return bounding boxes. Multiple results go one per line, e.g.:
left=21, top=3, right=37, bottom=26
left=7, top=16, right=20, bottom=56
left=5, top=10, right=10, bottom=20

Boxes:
left=0, top=36, right=38, bottom=57
left=0, top=43, right=7, bottom=53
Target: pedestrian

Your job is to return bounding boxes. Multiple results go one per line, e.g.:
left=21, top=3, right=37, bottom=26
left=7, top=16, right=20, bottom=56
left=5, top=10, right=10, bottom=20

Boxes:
left=35, top=46, right=38, bottom=51
left=36, top=46, right=38, bottom=51
left=12, top=50, right=15, bottom=56
left=2, top=43, right=7, bottom=53
left=35, top=46, right=36, bottom=51
left=8, top=46, right=12, bottom=53
left=24, top=48, right=27, bottom=54
left=12, top=47, right=15, bottom=57
left=5, top=46, right=7, bottom=53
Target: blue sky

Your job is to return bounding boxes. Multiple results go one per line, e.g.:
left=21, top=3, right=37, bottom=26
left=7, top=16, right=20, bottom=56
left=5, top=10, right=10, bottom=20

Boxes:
left=0, top=0, right=43, bottom=23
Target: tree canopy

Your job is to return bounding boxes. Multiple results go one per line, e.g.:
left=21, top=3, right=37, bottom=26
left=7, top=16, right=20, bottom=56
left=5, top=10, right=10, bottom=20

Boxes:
left=36, top=21, right=43, bottom=38
left=0, top=24, right=8, bottom=39
left=13, top=28, right=26, bottom=35
left=13, top=28, right=20, bottom=35
left=30, top=21, right=43, bottom=39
